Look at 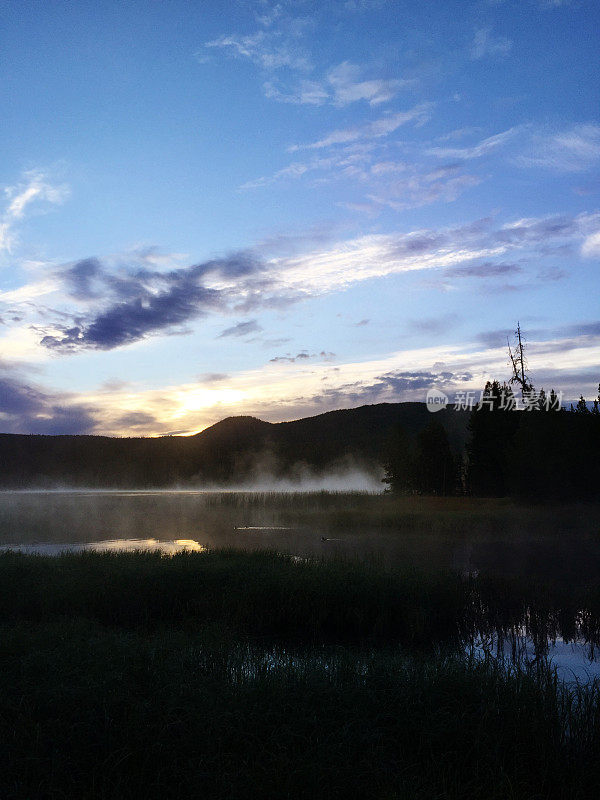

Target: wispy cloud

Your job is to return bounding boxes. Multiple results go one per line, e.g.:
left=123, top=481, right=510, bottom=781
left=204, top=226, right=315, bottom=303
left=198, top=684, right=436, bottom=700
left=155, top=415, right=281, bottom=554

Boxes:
left=8, top=211, right=597, bottom=356
left=1, top=170, right=69, bottom=256
left=263, top=61, right=412, bottom=107
left=218, top=319, right=263, bottom=338
left=272, top=211, right=596, bottom=295
left=239, top=148, right=373, bottom=189
left=206, top=6, right=409, bottom=108
left=205, top=30, right=311, bottom=71
left=327, top=61, right=412, bottom=106
left=242, top=105, right=488, bottom=212
left=470, top=27, right=512, bottom=59
left=270, top=350, right=335, bottom=363
left=444, top=261, right=522, bottom=278
left=515, top=124, right=600, bottom=172
left=289, top=103, right=433, bottom=151
left=427, top=127, right=521, bottom=160
left=363, top=165, right=482, bottom=212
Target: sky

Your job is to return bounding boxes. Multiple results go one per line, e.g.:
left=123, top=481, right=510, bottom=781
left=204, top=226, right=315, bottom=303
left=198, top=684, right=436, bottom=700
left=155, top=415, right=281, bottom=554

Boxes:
left=0, top=0, right=599, bottom=436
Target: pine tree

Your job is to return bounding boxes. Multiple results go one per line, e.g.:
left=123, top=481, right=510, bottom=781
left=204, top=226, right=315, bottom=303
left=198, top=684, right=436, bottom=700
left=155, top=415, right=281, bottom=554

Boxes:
left=538, top=388, right=547, bottom=411
left=592, top=383, right=600, bottom=416
left=413, top=420, right=455, bottom=495
left=467, top=380, right=520, bottom=496
left=382, top=424, right=414, bottom=494
left=575, top=395, right=590, bottom=414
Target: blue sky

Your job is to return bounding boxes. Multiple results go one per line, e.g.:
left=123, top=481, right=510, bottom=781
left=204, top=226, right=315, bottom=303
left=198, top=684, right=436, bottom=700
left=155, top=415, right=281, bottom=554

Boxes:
left=0, top=0, right=599, bottom=435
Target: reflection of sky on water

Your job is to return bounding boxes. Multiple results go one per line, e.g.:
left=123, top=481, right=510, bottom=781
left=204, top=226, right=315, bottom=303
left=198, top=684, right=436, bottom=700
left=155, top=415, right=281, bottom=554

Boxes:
left=469, top=635, right=600, bottom=684
left=0, top=538, right=205, bottom=555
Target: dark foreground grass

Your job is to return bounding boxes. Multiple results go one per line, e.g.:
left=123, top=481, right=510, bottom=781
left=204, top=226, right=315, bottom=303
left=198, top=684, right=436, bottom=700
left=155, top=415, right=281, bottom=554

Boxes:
left=1, top=621, right=599, bottom=800
left=0, top=550, right=599, bottom=799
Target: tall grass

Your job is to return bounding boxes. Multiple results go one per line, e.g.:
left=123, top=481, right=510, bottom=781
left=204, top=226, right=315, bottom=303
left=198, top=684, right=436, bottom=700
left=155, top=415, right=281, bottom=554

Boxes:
left=0, top=619, right=598, bottom=799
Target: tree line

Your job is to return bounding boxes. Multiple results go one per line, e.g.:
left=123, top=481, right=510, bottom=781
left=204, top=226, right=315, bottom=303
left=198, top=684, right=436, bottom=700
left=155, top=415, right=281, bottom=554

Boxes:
left=383, top=380, right=600, bottom=500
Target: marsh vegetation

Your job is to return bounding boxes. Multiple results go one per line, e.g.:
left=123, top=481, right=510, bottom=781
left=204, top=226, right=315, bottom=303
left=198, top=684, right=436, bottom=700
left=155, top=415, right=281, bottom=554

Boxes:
left=0, top=490, right=600, bottom=798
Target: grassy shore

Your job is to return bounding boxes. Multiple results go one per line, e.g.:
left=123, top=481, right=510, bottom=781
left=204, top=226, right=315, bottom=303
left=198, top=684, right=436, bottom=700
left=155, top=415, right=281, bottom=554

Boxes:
left=0, top=549, right=599, bottom=798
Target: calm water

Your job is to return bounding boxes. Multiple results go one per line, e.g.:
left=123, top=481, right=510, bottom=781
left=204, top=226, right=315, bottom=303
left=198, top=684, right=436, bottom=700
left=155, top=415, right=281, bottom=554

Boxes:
left=1, top=490, right=599, bottom=683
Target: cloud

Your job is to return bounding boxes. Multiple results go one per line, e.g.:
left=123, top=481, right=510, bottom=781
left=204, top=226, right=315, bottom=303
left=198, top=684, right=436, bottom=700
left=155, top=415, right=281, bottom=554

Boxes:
left=559, top=321, right=600, bottom=338
left=444, top=261, right=522, bottom=278
left=471, top=27, right=512, bottom=59
left=427, top=127, right=520, bottom=160
left=245, top=137, right=481, bottom=214
left=114, top=411, right=158, bottom=429
left=41, top=282, right=222, bottom=351
left=263, top=61, right=411, bottom=107
left=205, top=30, right=311, bottom=71
left=62, top=257, right=104, bottom=300
left=288, top=103, right=433, bottom=151
left=1, top=169, right=69, bottom=255
left=582, top=230, right=600, bottom=258
left=19, top=211, right=598, bottom=355
left=263, top=79, right=330, bottom=105
left=343, top=0, right=386, bottom=10
left=326, top=61, right=410, bottom=107
left=206, top=9, right=406, bottom=109
left=408, top=315, right=459, bottom=336
left=476, top=329, right=515, bottom=349
left=0, top=367, right=97, bottom=434
left=270, top=350, right=336, bottom=363
left=198, top=372, right=230, bottom=383
left=40, top=253, right=264, bottom=352
left=515, top=124, right=600, bottom=172
left=239, top=148, right=374, bottom=190
left=271, top=211, right=596, bottom=296
left=218, top=319, right=264, bottom=338
left=436, top=126, right=483, bottom=142
left=365, top=165, right=482, bottom=211
left=10, top=325, right=600, bottom=435
left=304, top=368, right=474, bottom=409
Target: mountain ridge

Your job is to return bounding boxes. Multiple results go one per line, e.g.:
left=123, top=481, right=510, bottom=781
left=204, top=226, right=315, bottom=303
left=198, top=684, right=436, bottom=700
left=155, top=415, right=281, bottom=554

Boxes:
left=0, top=402, right=469, bottom=488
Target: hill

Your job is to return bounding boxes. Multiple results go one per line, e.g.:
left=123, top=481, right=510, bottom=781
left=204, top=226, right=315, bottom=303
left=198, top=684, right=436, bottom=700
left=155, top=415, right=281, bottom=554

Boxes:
left=0, top=403, right=469, bottom=488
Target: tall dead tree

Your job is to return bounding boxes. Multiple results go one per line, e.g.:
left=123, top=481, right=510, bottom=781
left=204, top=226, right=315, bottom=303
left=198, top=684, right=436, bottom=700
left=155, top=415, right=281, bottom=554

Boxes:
left=507, top=322, right=533, bottom=399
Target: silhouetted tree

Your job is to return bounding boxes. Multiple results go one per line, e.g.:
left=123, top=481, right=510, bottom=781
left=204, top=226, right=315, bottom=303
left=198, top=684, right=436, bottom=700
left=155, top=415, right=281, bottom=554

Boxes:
left=508, top=323, right=533, bottom=399
left=466, top=381, right=519, bottom=496
left=383, top=419, right=456, bottom=495
left=382, top=425, right=415, bottom=494
left=548, top=388, right=561, bottom=412
left=413, top=420, right=455, bottom=495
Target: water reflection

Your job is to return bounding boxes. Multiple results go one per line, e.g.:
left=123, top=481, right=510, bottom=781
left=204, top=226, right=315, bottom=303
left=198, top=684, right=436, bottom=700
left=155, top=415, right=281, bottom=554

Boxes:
left=3, top=490, right=600, bottom=579
left=469, top=633, right=600, bottom=684
left=0, top=538, right=205, bottom=555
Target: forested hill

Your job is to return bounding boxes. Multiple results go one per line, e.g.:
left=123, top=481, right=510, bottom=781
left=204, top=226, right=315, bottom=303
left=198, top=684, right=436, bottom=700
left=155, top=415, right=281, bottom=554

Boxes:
left=0, top=402, right=469, bottom=489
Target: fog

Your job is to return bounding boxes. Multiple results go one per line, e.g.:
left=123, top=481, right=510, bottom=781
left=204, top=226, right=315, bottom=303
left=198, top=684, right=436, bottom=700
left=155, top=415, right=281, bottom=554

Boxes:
left=2, top=457, right=385, bottom=494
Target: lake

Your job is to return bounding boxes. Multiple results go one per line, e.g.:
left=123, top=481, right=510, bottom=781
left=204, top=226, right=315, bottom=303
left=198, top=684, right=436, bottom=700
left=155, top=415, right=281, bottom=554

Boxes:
left=1, top=489, right=599, bottom=682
